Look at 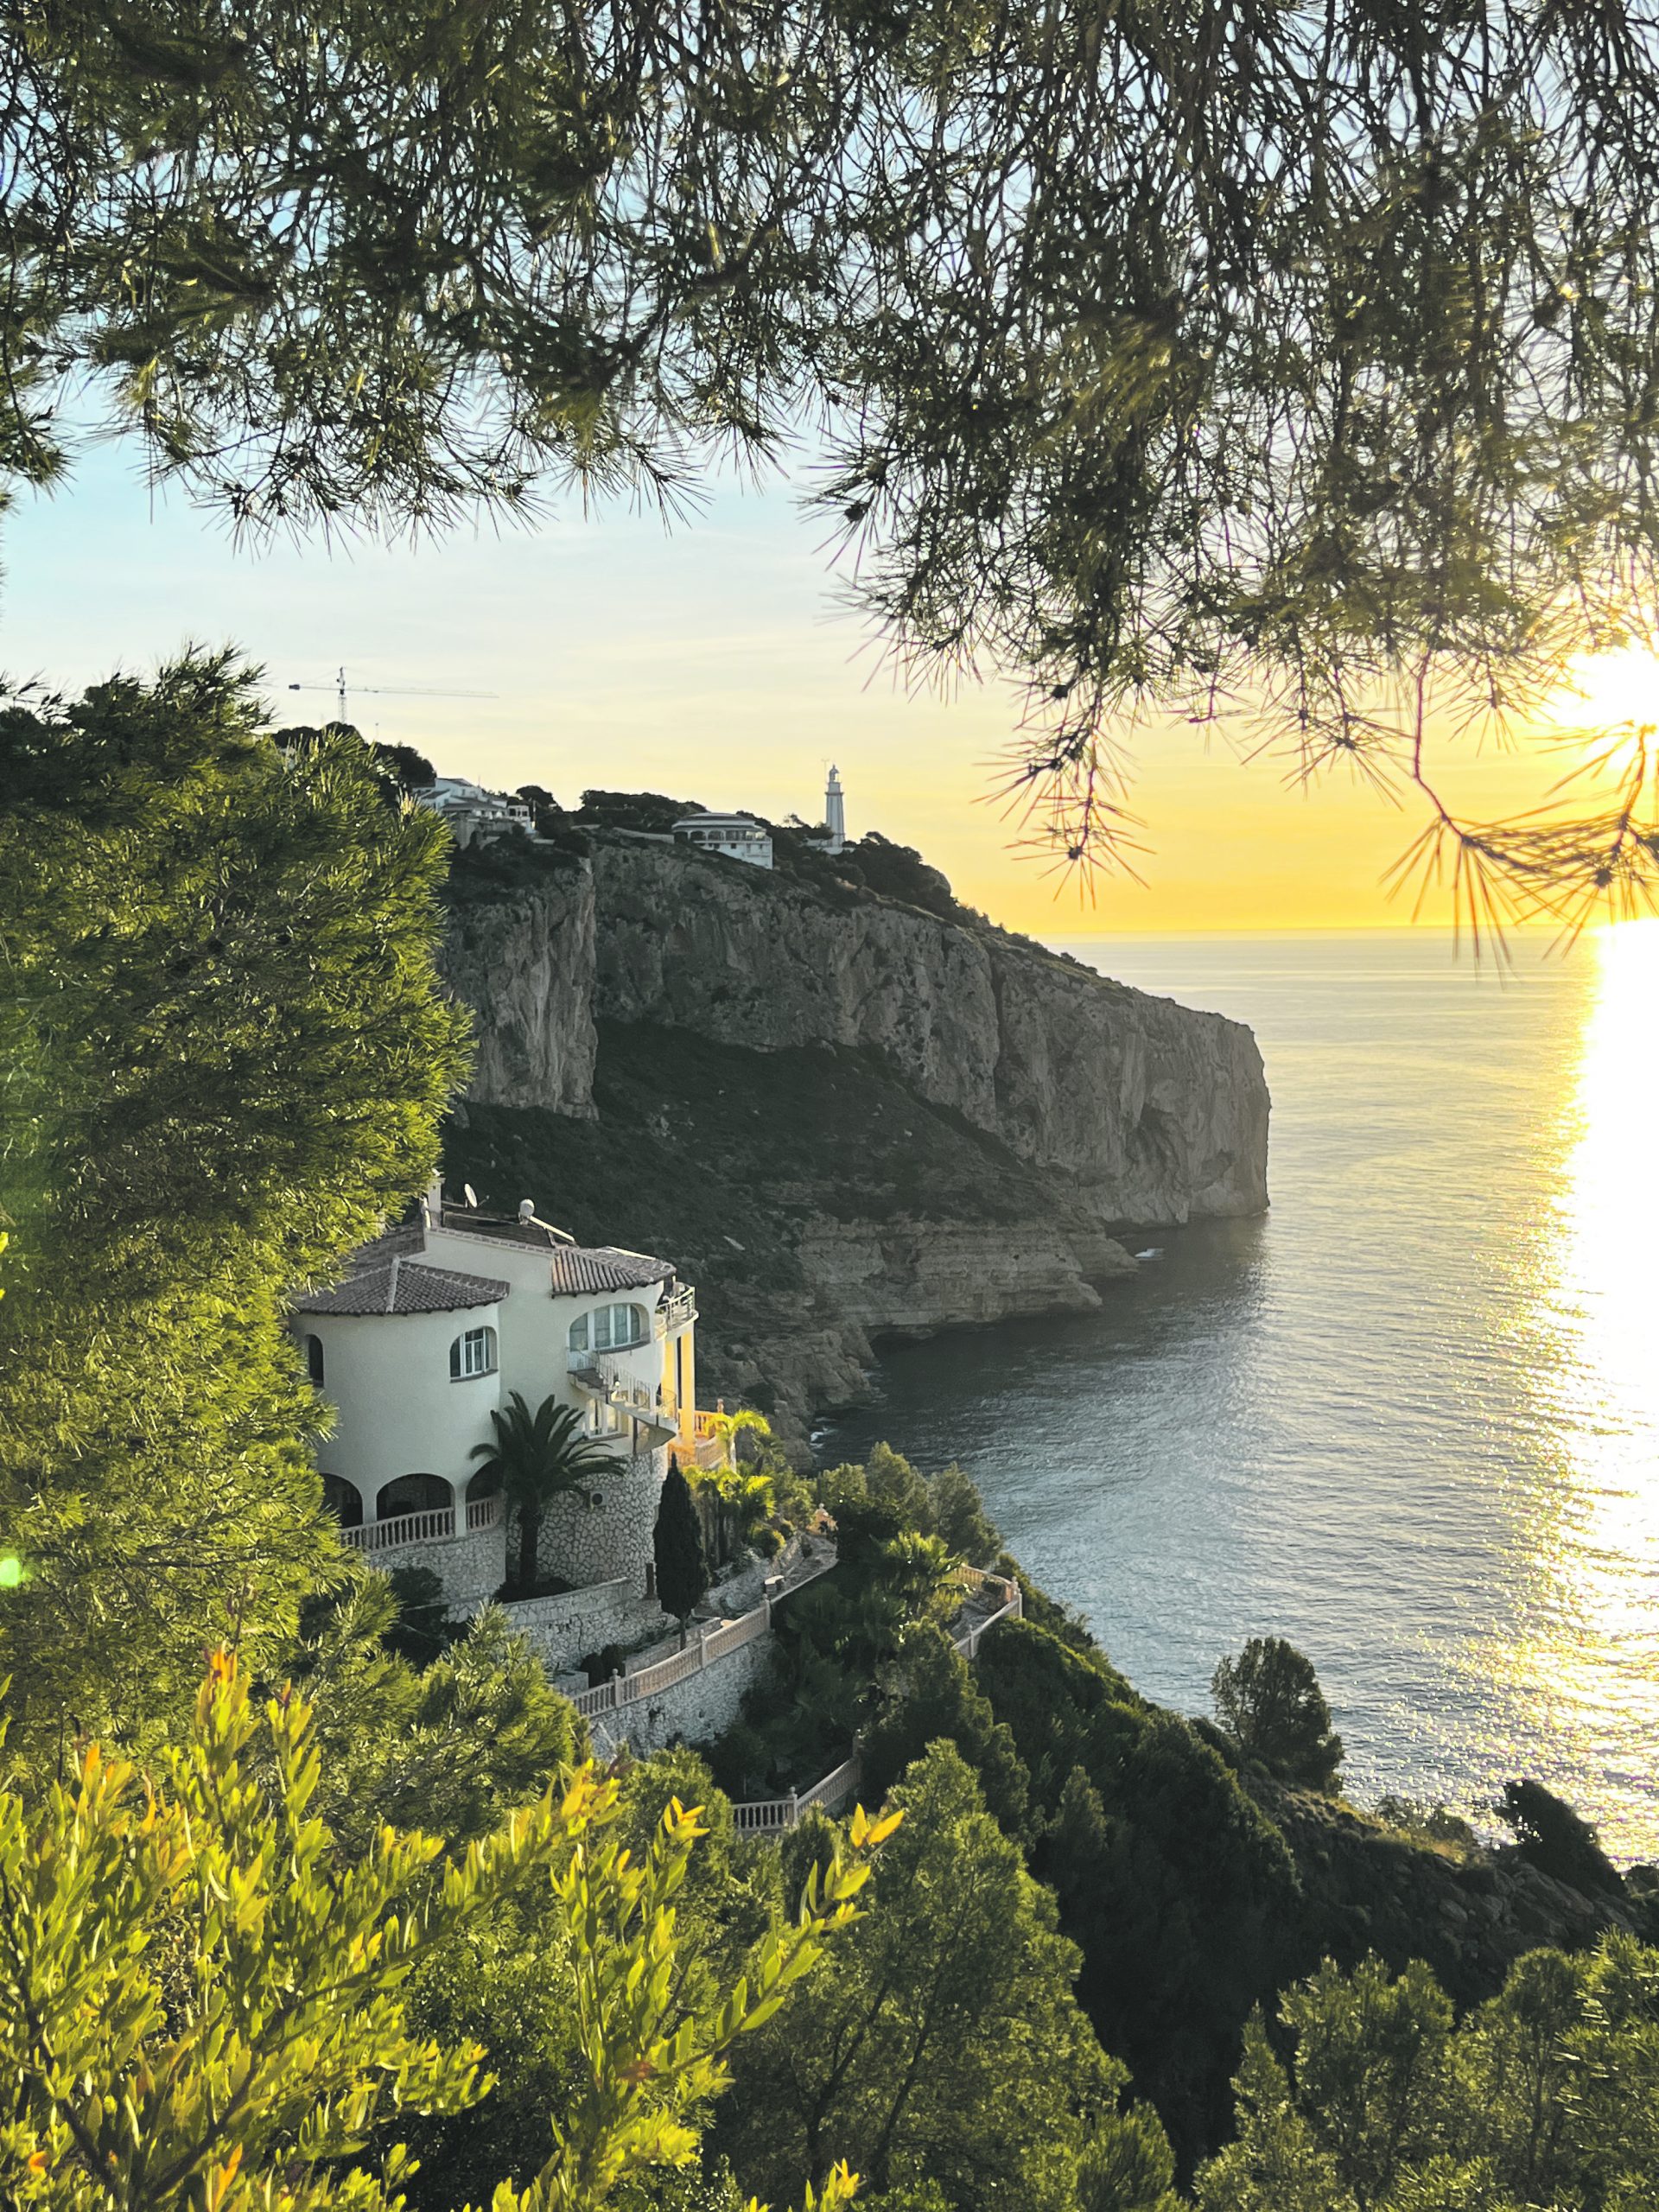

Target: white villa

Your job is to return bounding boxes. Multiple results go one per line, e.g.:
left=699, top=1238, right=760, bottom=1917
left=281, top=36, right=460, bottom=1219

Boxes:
left=672, top=810, right=773, bottom=868
left=414, top=777, right=533, bottom=847
left=292, top=1184, right=721, bottom=1611
left=290, top=1180, right=1020, bottom=1790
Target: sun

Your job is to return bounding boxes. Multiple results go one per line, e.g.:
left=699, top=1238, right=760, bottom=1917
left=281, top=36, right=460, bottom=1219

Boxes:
left=1553, top=643, right=1659, bottom=735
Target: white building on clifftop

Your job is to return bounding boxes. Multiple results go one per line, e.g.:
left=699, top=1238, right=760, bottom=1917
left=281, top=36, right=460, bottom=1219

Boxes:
left=672, top=810, right=773, bottom=868
left=291, top=1186, right=721, bottom=1609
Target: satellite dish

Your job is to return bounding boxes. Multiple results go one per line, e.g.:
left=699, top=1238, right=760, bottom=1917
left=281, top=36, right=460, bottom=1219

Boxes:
left=518, top=1198, right=536, bottom=1222
left=463, top=1182, right=479, bottom=1209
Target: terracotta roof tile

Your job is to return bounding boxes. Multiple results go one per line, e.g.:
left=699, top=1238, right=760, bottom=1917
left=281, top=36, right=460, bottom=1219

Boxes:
left=543, top=1245, right=676, bottom=1295
left=293, top=1259, right=509, bottom=1317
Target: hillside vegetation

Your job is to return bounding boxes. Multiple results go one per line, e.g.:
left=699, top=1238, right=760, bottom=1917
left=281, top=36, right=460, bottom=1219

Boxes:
left=10, top=696, right=1656, bottom=2212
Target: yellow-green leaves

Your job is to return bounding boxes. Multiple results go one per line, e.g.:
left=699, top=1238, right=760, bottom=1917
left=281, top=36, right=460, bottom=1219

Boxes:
left=0, top=1653, right=896, bottom=2212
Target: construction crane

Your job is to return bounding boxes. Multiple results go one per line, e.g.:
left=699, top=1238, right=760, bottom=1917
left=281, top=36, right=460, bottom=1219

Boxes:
left=285, top=667, right=496, bottom=724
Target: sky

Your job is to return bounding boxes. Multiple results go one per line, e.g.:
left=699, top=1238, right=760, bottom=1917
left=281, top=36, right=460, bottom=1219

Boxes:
left=5, top=435, right=1601, bottom=935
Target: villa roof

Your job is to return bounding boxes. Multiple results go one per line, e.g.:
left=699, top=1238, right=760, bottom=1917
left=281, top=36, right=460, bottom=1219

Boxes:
left=294, top=1217, right=679, bottom=1314
left=544, top=1245, right=676, bottom=1295
left=293, top=1258, right=510, bottom=1318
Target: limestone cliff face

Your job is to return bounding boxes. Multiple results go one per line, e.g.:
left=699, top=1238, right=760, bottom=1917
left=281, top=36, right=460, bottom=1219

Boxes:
left=441, top=835, right=1268, bottom=1440
left=442, top=855, right=598, bottom=1118
left=588, top=840, right=1267, bottom=1227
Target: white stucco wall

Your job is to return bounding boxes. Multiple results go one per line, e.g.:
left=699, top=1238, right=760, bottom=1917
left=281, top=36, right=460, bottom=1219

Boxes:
left=300, top=1228, right=695, bottom=1613
left=426, top=1226, right=570, bottom=1404
left=305, top=1302, right=504, bottom=1515
left=418, top=1225, right=688, bottom=1449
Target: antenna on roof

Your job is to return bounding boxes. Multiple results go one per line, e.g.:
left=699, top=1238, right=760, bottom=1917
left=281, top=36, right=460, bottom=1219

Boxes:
left=463, top=1182, right=479, bottom=1210
left=518, top=1199, right=536, bottom=1222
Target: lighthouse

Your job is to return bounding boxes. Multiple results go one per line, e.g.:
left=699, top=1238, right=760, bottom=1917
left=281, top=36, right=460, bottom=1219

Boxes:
left=824, top=764, right=847, bottom=854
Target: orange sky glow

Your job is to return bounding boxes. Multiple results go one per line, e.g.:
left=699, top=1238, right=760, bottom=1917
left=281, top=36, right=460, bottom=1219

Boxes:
left=7, top=455, right=1648, bottom=937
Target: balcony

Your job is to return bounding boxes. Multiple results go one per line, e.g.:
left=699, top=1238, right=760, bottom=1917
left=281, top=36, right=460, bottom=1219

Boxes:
left=657, top=1286, right=697, bottom=1335
left=681, top=1408, right=732, bottom=1471
left=568, top=1357, right=679, bottom=1446
left=342, top=1491, right=501, bottom=1554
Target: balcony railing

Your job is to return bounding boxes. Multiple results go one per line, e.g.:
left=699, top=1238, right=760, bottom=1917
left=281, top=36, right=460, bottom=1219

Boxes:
left=569, top=1356, right=680, bottom=1435
left=732, top=1752, right=863, bottom=1834
left=341, top=1491, right=502, bottom=1554
left=659, top=1286, right=697, bottom=1333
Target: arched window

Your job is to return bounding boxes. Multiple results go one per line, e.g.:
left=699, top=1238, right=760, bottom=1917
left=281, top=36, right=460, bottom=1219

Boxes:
left=570, top=1302, right=649, bottom=1354
left=302, top=1332, right=325, bottom=1386
left=319, top=1472, right=361, bottom=1527
left=377, top=1473, right=452, bottom=1520
left=449, top=1324, right=497, bottom=1380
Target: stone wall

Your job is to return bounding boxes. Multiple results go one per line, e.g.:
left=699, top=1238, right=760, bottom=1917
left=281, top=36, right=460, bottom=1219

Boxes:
left=501, top=1578, right=665, bottom=1673
left=706, top=1534, right=804, bottom=1616
left=365, top=1518, right=507, bottom=1610
left=537, top=1444, right=667, bottom=1591
left=598, top=1630, right=779, bottom=1758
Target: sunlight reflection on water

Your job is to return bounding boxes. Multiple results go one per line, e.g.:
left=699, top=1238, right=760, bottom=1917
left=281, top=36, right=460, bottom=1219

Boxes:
left=823, top=928, right=1659, bottom=1856
left=1525, top=921, right=1659, bottom=1842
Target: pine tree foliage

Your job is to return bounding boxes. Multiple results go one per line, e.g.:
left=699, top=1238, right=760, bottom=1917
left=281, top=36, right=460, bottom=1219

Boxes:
left=718, top=1741, right=1122, bottom=2212
left=1196, top=1940, right=1659, bottom=2211
left=288, top=1580, right=586, bottom=1852
left=9, top=3, right=1659, bottom=910
left=0, top=659, right=471, bottom=1763
left=1211, top=1638, right=1344, bottom=1796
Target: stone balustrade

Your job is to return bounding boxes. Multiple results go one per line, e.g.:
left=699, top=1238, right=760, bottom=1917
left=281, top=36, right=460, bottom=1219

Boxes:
left=732, top=1752, right=864, bottom=1834
left=342, top=1491, right=502, bottom=1554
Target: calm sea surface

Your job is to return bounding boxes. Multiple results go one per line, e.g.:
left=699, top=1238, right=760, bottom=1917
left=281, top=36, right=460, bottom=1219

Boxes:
left=823, top=927, right=1659, bottom=1859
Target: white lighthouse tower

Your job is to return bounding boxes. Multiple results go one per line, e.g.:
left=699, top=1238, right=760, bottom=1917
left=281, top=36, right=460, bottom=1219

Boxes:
left=824, top=764, right=847, bottom=853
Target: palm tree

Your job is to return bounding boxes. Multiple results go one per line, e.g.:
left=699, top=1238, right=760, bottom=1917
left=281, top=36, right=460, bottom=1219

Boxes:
left=704, top=1405, right=772, bottom=1470
left=468, top=1393, right=627, bottom=1598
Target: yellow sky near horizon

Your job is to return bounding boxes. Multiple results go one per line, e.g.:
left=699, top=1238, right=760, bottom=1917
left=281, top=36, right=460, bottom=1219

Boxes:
left=7, top=451, right=1645, bottom=936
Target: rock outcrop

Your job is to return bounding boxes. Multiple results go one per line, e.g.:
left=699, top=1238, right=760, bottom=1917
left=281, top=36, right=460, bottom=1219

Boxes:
left=442, top=849, right=598, bottom=1117
left=440, top=833, right=1269, bottom=1443
left=588, top=841, right=1267, bottom=1225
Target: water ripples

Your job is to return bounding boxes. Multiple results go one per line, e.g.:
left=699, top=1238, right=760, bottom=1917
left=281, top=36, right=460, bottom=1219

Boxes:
left=823, top=927, right=1659, bottom=1859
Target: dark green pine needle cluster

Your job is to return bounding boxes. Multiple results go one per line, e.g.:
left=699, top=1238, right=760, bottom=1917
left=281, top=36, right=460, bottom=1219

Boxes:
left=8, top=1, right=1659, bottom=917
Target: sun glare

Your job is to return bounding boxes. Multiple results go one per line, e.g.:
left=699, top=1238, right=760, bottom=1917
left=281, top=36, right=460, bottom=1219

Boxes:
left=1553, top=644, right=1659, bottom=736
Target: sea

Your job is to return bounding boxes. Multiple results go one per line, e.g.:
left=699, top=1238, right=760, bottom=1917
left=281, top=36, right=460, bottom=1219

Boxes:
left=820, top=925, right=1659, bottom=1860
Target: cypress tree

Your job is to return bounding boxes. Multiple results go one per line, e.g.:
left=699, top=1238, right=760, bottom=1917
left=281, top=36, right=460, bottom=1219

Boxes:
left=653, top=1459, right=709, bottom=1642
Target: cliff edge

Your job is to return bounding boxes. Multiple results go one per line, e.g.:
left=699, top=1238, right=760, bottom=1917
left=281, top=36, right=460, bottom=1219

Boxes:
left=439, top=829, right=1268, bottom=1441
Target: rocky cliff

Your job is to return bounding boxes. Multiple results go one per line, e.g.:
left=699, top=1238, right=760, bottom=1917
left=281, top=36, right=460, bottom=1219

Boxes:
left=438, top=832, right=1268, bottom=1442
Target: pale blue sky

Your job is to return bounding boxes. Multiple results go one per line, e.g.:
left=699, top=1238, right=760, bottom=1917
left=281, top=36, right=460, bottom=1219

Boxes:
left=6, top=433, right=1536, bottom=929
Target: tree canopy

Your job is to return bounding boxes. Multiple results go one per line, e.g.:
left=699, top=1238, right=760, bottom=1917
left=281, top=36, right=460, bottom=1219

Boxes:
left=655, top=1456, right=712, bottom=1629
left=9, top=0, right=1659, bottom=914
left=1211, top=1637, right=1345, bottom=1796
left=0, top=659, right=469, bottom=1761
left=0, top=1647, right=890, bottom=2212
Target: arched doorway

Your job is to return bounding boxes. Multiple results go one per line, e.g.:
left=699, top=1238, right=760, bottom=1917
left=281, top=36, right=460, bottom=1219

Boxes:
left=320, top=1472, right=363, bottom=1528
left=376, top=1473, right=452, bottom=1521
